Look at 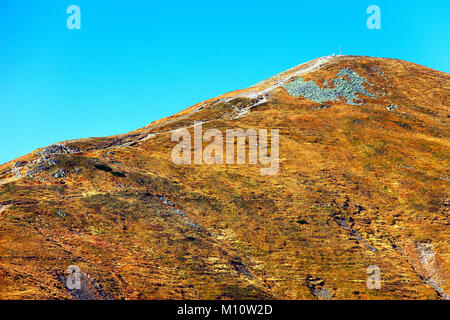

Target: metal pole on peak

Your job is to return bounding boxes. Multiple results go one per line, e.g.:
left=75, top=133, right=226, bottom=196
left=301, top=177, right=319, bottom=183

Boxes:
left=339, top=46, right=342, bottom=56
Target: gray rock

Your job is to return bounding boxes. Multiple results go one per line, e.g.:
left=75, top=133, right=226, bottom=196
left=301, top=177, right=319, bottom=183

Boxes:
left=39, top=144, right=80, bottom=156
left=386, top=104, right=399, bottom=111
left=53, top=169, right=67, bottom=179
left=282, top=67, right=378, bottom=105
left=313, top=105, right=332, bottom=110
left=14, top=161, right=27, bottom=168
left=56, top=210, right=66, bottom=218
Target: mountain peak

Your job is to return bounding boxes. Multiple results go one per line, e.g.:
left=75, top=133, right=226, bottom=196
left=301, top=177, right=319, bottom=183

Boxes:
left=0, top=56, right=449, bottom=300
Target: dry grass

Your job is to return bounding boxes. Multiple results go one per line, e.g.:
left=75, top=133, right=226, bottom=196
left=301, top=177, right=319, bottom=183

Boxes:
left=0, top=56, right=448, bottom=300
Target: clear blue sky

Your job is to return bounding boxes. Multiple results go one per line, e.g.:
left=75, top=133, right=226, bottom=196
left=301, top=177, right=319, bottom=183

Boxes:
left=1, top=0, right=449, bottom=164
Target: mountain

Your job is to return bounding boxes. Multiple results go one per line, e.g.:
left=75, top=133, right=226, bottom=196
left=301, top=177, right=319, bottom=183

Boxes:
left=0, top=55, right=449, bottom=300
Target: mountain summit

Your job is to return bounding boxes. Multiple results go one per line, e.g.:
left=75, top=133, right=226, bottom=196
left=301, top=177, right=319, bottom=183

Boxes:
left=0, top=56, right=449, bottom=299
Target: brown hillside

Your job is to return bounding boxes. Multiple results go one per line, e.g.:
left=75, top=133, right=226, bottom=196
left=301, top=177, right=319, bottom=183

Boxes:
left=0, top=55, right=449, bottom=300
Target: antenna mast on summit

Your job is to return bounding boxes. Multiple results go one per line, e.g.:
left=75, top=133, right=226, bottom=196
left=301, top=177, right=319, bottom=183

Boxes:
left=339, top=46, right=342, bottom=56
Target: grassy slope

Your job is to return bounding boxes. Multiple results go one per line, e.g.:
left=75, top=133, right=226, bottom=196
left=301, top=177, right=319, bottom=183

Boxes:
left=0, top=56, right=448, bottom=299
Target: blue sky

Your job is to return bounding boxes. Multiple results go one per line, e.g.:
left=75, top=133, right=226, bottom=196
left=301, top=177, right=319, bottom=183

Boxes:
left=0, top=0, right=449, bottom=164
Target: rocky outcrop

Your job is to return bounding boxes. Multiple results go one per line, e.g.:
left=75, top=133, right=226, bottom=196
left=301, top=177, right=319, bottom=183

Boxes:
left=282, top=67, right=378, bottom=105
